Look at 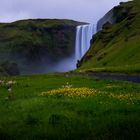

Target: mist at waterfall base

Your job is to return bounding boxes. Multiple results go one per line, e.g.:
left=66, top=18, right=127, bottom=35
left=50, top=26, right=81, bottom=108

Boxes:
left=21, top=54, right=76, bottom=74
left=48, top=55, right=76, bottom=72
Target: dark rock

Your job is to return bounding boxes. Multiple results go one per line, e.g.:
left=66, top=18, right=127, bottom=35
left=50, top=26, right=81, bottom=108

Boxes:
left=0, top=61, right=20, bottom=76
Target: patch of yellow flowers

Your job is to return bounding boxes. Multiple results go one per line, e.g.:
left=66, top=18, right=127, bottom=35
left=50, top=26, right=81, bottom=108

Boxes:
left=109, top=93, right=140, bottom=104
left=109, top=93, right=140, bottom=100
left=40, top=82, right=140, bottom=104
left=40, top=87, right=98, bottom=98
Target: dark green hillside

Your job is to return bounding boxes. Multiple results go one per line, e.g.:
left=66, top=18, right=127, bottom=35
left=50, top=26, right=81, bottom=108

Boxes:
left=77, top=0, right=140, bottom=74
left=0, top=19, right=83, bottom=74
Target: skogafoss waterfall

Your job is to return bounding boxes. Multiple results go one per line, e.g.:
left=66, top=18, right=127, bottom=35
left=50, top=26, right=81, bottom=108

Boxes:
left=75, top=24, right=95, bottom=62
left=56, top=24, right=95, bottom=72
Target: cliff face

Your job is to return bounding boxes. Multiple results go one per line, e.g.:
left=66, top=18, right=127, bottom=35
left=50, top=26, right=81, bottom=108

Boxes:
left=77, top=1, right=140, bottom=74
left=0, top=19, right=82, bottom=75
left=97, top=1, right=133, bottom=31
left=97, top=9, right=114, bottom=31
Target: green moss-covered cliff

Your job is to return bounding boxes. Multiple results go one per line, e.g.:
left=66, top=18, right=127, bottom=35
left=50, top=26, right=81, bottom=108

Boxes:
left=0, top=19, right=83, bottom=75
left=77, top=0, right=140, bottom=74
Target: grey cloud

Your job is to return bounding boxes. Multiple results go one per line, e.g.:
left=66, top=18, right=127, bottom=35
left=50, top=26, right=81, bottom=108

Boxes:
left=0, top=0, right=128, bottom=23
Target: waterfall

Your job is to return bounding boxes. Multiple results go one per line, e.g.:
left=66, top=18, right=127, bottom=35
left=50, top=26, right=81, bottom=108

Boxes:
left=56, top=24, right=95, bottom=72
left=75, top=24, right=95, bottom=62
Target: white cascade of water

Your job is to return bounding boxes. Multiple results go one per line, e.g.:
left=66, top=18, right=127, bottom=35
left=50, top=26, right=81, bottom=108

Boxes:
left=75, top=24, right=95, bottom=62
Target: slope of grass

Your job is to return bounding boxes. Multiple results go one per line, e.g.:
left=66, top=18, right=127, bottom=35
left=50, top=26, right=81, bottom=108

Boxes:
left=0, top=73, right=140, bottom=139
left=78, top=0, right=140, bottom=74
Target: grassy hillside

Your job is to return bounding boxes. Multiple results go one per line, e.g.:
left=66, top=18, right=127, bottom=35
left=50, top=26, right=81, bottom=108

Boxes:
left=0, top=73, right=140, bottom=139
left=0, top=19, right=83, bottom=75
left=77, top=0, right=140, bottom=74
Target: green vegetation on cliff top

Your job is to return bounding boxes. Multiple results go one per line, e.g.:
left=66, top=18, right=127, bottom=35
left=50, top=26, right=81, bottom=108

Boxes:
left=77, top=0, right=140, bottom=74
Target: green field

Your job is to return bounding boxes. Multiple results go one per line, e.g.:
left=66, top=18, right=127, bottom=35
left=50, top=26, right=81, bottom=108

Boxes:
left=0, top=73, right=140, bottom=140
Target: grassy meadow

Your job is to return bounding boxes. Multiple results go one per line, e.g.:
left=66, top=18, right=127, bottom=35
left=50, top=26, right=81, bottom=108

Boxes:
left=0, top=73, right=140, bottom=140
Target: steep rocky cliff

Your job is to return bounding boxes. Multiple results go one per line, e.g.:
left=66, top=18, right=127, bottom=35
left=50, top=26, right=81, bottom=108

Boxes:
left=97, top=1, right=133, bottom=31
left=77, top=0, right=140, bottom=74
left=97, top=9, right=114, bottom=31
left=0, top=19, right=83, bottom=75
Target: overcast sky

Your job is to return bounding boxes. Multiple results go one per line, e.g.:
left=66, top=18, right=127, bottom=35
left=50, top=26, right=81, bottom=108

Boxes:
left=0, top=0, right=128, bottom=23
